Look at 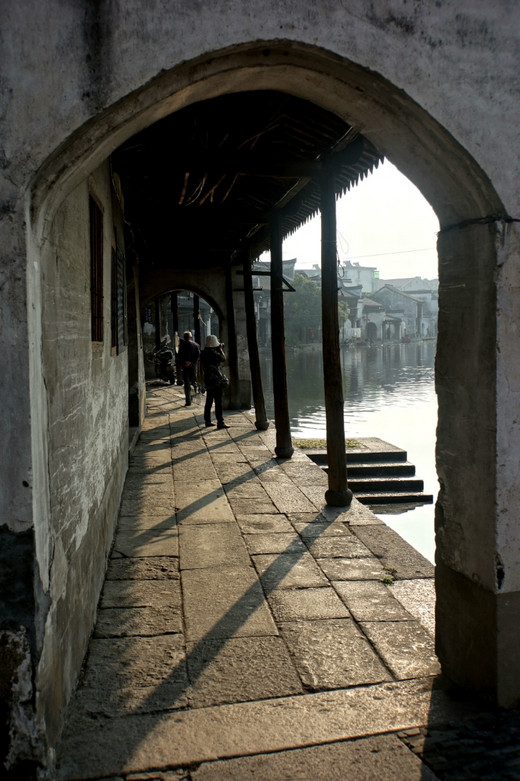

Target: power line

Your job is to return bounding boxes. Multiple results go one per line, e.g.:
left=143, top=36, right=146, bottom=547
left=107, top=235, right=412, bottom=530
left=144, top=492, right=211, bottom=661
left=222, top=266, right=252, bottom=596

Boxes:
left=345, top=247, right=436, bottom=261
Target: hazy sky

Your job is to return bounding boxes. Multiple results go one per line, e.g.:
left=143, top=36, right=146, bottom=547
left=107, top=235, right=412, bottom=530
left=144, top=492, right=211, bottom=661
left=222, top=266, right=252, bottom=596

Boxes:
left=280, top=159, right=440, bottom=281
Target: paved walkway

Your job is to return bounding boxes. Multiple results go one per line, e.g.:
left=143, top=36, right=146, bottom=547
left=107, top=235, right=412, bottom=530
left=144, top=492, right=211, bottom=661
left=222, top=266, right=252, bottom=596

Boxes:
left=57, top=384, right=512, bottom=780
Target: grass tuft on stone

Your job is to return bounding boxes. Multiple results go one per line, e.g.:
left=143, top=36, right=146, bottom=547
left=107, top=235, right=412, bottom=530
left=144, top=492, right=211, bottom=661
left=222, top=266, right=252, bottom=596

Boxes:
left=293, top=438, right=361, bottom=449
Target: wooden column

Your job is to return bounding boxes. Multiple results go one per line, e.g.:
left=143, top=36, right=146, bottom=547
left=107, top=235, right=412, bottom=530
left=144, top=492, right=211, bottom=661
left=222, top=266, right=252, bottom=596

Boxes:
left=171, top=292, right=179, bottom=335
left=193, top=294, right=201, bottom=346
left=321, top=170, right=352, bottom=506
left=225, top=266, right=240, bottom=409
left=243, top=255, right=269, bottom=431
left=154, top=297, right=161, bottom=351
left=171, top=291, right=183, bottom=384
left=270, top=212, right=294, bottom=458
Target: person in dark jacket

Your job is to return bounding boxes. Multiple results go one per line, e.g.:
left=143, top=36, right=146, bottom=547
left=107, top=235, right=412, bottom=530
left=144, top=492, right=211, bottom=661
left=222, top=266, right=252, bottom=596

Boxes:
left=177, top=331, right=200, bottom=406
left=200, top=334, right=229, bottom=429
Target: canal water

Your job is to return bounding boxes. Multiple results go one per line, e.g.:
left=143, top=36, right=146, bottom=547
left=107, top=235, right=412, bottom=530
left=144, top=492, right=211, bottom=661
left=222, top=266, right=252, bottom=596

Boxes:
left=259, top=341, right=437, bottom=564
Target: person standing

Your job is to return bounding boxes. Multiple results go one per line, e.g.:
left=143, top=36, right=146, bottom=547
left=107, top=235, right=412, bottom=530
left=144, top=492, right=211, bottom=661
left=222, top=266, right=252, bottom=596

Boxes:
left=178, top=330, right=200, bottom=406
left=200, top=334, right=229, bottom=429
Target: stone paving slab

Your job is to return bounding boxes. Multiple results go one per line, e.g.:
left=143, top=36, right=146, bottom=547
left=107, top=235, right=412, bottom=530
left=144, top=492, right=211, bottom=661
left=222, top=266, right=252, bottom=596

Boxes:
left=280, top=462, right=329, bottom=484
left=116, top=514, right=178, bottom=530
left=226, top=496, right=279, bottom=514
left=100, top=579, right=182, bottom=609
left=122, top=450, right=171, bottom=468
left=291, top=519, right=351, bottom=539
left=261, top=482, right=319, bottom=513
left=252, top=552, right=329, bottom=590
left=234, top=513, right=295, bottom=534
left=82, top=635, right=187, bottom=691
left=236, top=441, right=272, bottom=456
left=119, top=496, right=177, bottom=516
left=125, top=462, right=175, bottom=477
left=354, top=524, right=434, bottom=579
left=173, top=479, right=223, bottom=505
left=267, top=586, right=350, bottom=622
left=106, top=557, right=179, bottom=580
left=59, top=678, right=472, bottom=779
left=65, top=682, right=190, bottom=725
left=317, top=556, right=386, bottom=581
left=359, top=621, right=440, bottom=680
left=94, top=606, right=183, bottom=638
left=252, top=461, right=289, bottom=480
left=191, top=733, right=439, bottom=781
left=171, top=441, right=208, bottom=456
left=306, top=534, right=376, bottom=558
left=286, top=510, right=334, bottom=525
left=335, top=500, right=386, bottom=526
left=299, top=485, right=331, bottom=505
left=122, top=477, right=174, bottom=496
left=243, top=532, right=306, bottom=555
left=279, top=618, right=392, bottom=689
left=202, top=438, right=243, bottom=454
left=170, top=458, right=217, bottom=482
left=186, top=636, right=304, bottom=708
left=220, top=479, right=269, bottom=499
left=213, top=467, right=257, bottom=486
left=391, top=578, right=436, bottom=637
left=181, top=565, right=278, bottom=643
left=333, top=580, right=415, bottom=622
left=112, top=530, right=179, bottom=558
left=174, top=481, right=235, bottom=524
left=179, top=523, right=250, bottom=569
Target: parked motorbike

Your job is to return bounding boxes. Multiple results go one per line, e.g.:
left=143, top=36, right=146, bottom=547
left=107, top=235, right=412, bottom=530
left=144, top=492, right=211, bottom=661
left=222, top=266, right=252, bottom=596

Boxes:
left=154, top=346, right=175, bottom=384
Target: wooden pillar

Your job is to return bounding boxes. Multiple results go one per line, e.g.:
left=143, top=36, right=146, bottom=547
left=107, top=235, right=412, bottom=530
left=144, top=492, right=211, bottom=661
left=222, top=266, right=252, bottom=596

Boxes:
left=171, top=292, right=179, bottom=335
left=270, top=212, right=294, bottom=458
left=154, top=297, right=161, bottom=351
left=171, top=292, right=183, bottom=383
left=243, top=255, right=269, bottom=431
left=225, top=266, right=240, bottom=409
left=193, top=294, right=201, bottom=346
left=321, top=170, right=352, bottom=507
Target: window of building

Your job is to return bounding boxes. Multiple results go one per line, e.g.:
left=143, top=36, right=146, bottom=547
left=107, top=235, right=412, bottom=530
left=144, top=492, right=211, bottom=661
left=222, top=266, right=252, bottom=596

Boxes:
left=89, top=196, right=104, bottom=342
left=111, top=229, right=127, bottom=354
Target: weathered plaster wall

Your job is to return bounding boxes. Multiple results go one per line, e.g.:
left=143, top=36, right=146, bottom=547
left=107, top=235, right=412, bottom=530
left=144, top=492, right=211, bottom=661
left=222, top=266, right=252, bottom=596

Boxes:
left=35, top=162, right=130, bottom=743
left=3, top=3, right=519, bottom=211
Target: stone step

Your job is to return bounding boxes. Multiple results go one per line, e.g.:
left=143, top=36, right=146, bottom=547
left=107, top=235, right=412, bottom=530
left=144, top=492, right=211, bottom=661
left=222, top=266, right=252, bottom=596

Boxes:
left=307, top=448, right=408, bottom=466
left=355, top=491, right=434, bottom=505
left=346, top=477, right=426, bottom=493
left=346, top=461, right=417, bottom=478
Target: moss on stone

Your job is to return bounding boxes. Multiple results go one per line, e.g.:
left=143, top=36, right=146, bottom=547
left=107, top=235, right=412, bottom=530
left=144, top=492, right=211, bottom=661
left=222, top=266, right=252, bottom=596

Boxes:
left=293, top=438, right=361, bottom=449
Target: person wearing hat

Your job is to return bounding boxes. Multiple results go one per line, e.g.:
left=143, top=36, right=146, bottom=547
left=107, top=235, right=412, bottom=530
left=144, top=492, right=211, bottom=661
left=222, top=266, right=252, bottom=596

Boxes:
left=200, top=335, right=229, bottom=429
left=177, top=330, right=200, bottom=406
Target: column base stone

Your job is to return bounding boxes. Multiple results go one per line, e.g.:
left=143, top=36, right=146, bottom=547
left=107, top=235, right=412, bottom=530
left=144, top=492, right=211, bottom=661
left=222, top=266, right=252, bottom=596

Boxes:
left=325, top=488, right=353, bottom=507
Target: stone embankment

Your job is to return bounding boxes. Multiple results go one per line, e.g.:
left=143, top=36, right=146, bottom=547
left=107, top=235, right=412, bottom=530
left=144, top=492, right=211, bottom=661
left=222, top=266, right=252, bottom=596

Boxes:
left=56, top=384, right=517, bottom=780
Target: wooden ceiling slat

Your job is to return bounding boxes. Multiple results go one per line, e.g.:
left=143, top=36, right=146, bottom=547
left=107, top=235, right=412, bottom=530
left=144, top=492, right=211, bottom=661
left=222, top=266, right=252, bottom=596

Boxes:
left=112, top=91, right=382, bottom=271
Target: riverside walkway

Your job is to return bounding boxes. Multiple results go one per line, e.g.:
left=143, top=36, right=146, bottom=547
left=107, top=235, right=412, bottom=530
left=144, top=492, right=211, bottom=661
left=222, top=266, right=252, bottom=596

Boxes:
left=57, top=384, right=519, bottom=780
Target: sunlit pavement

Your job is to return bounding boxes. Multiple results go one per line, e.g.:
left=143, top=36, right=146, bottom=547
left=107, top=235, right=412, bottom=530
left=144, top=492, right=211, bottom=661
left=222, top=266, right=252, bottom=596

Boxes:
left=56, top=383, right=514, bottom=781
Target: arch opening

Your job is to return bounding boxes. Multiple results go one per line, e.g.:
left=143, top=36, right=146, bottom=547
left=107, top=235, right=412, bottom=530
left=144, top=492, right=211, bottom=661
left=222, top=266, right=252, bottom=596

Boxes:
left=27, top=41, right=513, bottom=758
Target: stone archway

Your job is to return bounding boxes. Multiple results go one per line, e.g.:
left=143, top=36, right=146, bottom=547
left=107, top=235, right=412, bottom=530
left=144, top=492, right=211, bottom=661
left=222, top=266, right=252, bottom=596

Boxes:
left=26, top=43, right=516, bottom=764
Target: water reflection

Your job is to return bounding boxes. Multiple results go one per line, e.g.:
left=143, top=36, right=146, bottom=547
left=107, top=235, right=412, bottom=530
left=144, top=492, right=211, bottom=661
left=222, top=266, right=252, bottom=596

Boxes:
left=260, top=341, right=437, bottom=563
